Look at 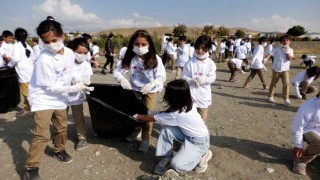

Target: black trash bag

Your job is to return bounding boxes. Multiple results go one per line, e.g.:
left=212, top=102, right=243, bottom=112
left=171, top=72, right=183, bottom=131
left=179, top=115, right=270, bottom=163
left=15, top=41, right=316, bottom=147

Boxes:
left=87, top=83, right=147, bottom=137
left=0, top=67, right=20, bottom=113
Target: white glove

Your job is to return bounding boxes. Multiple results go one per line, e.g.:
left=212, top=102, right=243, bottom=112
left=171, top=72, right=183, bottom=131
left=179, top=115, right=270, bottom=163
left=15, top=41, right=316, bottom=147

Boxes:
left=141, top=81, right=156, bottom=94
left=282, top=47, right=290, bottom=54
left=69, top=82, right=94, bottom=93
left=195, top=76, right=207, bottom=85
left=147, top=110, right=159, bottom=115
left=132, top=114, right=139, bottom=121
left=120, top=78, right=132, bottom=90
left=190, top=78, right=199, bottom=88
left=82, top=77, right=91, bottom=86
left=47, top=84, right=69, bottom=93
left=263, top=58, right=268, bottom=64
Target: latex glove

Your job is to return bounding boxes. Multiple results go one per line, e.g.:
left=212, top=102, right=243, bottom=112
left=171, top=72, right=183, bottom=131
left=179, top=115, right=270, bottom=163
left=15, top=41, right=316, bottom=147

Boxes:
left=147, top=110, right=159, bottom=115
left=141, top=81, right=156, bottom=94
left=132, top=114, right=139, bottom=122
left=69, top=82, right=94, bottom=93
left=195, top=76, right=207, bottom=85
left=120, top=78, right=132, bottom=90
left=263, top=58, right=268, bottom=64
left=190, top=78, right=199, bottom=88
left=282, top=47, right=290, bottom=54
left=82, top=77, right=91, bottom=86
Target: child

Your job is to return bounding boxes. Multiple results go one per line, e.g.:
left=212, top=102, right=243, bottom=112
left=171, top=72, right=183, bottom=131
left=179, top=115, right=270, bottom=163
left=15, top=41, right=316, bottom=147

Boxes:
left=0, top=36, right=5, bottom=68
left=228, top=58, right=242, bottom=82
left=133, top=79, right=212, bottom=175
left=291, top=66, right=320, bottom=99
left=24, top=20, right=93, bottom=180
left=291, top=95, right=320, bottom=175
left=234, top=40, right=248, bottom=73
left=218, top=39, right=226, bottom=63
left=265, top=39, right=274, bottom=63
left=189, top=42, right=195, bottom=59
left=182, top=35, right=216, bottom=121
left=90, top=42, right=100, bottom=68
left=210, top=38, right=218, bottom=60
left=113, top=29, right=166, bottom=152
left=0, top=30, right=14, bottom=66
left=10, top=28, right=35, bottom=117
left=118, top=42, right=128, bottom=61
left=266, top=35, right=294, bottom=105
left=175, top=36, right=189, bottom=79
left=67, top=38, right=93, bottom=151
left=243, top=37, right=268, bottom=89
left=31, top=37, right=41, bottom=59
left=300, top=54, right=317, bottom=69
left=101, top=32, right=115, bottom=74
left=166, top=37, right=176, bottom=71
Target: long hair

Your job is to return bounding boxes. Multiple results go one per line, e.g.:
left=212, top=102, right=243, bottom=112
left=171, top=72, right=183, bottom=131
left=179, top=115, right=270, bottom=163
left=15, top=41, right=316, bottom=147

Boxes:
left=36, top=20, right=63, bottom=38
left=163, top=79, right=193, bottom=113
left=121, top=29, right=158, bottom=69
left=14, top=28, right=31, bottom=58
left=306, top=66, right=320, bottom=80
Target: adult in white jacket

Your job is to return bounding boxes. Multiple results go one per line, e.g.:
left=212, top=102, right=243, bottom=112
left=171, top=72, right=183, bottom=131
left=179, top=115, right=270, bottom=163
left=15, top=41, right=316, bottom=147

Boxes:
left=183, top=35, right=216, bottom=121
left=291, top=66, right=320, bottom=99
left=291, top=96, right=320, bottom=175
left=113, top=30, right=166, bottom=152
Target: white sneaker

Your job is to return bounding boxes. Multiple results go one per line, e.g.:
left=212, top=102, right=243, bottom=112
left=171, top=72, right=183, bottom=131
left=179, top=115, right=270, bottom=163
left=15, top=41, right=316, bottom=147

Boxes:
left=241, top=70, right=246, bottom=74
left=194, top=150, right=213, bottom=173
left=284, top=99, right=291, bottom=106
left=267, top=97, right=274, bottom=103
left=125, top=129, right=142, bottom=142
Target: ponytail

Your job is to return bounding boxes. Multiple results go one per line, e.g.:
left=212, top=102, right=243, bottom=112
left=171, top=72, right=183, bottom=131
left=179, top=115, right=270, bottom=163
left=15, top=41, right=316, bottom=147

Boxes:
left=14, top=27, right=31, bottom=58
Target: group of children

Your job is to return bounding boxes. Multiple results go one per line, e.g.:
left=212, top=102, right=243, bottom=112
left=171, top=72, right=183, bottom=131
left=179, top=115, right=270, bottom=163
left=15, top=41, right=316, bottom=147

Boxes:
left=1, top=17, right=319, bottom=178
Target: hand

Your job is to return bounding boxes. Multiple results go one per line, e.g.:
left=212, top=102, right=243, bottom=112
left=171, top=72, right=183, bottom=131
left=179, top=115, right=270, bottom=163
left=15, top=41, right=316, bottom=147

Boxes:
left=141, top=81, right=156, bottom=94
left=190, top=78, right=199, bottom=88
left=132, top=114, right=139, bottom=121
left=293, top=147, right=303, bottom=158
left=69, top=82, right=94, bottom=93
left=120, top=78, right=132, bottom=90
left=263, top=58, right=268, bottom=64
left=195, top=76, right=207, bottom=85
left=82, top=77, right=91, bottom=86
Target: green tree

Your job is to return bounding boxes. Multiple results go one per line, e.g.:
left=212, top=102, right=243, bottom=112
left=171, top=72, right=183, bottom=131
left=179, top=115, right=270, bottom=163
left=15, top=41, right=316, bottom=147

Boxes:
left=202, top=25, right=216, bottom=36
left=286, top=25, right=306, bottom=36
left=234, top=29, right=246, bottom=38
left=173, top=23, right=187, bottom=37
left=217, top=26, right=229, bottom=37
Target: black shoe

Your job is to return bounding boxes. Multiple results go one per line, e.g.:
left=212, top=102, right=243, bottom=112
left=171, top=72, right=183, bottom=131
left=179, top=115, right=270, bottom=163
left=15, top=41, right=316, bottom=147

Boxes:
left=101, top=70, right=106, bottom=75
left=76, top=139, right=88, bottom=151
left=53, top=150, right=73, bottom=163
left=23, top=167, right=40, bottom=180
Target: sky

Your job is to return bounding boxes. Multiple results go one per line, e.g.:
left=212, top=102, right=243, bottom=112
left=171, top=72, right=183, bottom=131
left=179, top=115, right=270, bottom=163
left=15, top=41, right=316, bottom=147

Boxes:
left=0, top=0, right=319, bottom=36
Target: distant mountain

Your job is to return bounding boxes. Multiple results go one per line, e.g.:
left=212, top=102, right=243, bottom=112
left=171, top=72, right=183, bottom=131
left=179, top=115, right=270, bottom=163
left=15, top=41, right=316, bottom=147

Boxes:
left=91, top=26, right=261, bottom=37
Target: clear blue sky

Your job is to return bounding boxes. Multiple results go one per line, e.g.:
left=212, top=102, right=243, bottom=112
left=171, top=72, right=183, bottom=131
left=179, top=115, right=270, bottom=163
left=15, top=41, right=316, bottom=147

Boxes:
left=0, top=0, right=319, bottom=36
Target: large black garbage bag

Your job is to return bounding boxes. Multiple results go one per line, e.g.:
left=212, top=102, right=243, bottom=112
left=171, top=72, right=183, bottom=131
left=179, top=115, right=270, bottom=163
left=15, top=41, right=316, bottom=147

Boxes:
left=87, top=83, right=148, bottom=137
left=0, top=67, right=20, bottom=113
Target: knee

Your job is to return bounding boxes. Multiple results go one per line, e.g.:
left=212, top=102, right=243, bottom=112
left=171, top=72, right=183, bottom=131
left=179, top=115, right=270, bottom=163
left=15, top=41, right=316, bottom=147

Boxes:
left=170, top=158, right=189, bottom=172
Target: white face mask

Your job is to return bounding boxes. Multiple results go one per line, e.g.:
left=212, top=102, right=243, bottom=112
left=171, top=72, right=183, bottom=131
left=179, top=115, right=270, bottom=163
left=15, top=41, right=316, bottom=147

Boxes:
left=281, top=44, right=289, bottom=48
left=44, top=40, right=64, bottom=53
left=262, top=42, right=267, bottom=47
left=74, top=52, right=88, bottom=63
left=133, top=46, right=149, bottom=56
left=194, top=52, right=209, bottom=60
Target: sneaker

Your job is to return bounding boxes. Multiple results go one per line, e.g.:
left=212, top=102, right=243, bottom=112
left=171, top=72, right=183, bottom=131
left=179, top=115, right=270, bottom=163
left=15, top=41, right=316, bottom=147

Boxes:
left=23, top=167, right=40, bottom=180
left=243, top=84, right=250, bottom=88
left=125, top=129, right=142, bottom=142
left=194, top=150, right=213, bottom=173
left=138, top=139, right=149, bottom=152
left=101, top=70, right=106, bottom=75
left=263, top=85, right=269, bottom=90
left=53, top=150, right=73, bottom=163
left=154, top=156, right=173, bottom=175
left=240, top=70, right=246, bottom=74
left=76, top=139, right=88, bottom=151
left=284, top=99, right=291, bottom=106
left=293, top=158, right=306, bottom=175
left=267, top=97, right=274, bottom=103
left=16, top=109, right=27, bottom=118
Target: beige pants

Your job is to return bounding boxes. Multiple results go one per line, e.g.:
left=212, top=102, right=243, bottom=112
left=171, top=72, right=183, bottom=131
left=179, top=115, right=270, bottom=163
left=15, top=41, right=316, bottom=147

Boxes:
left=20, top=82, right=30, bottom=111
left=268, top=70, right=290, bottom=99
left=25, top=109, right=68, bottom=168
left=176, top=67, right=183, bottom=79
left=244, top=68, right=267, bottom=87
left=197, top=107, right=208, bottom=122
left=69, top=104, right=86, bottom=140
left=167, top=54, right=176, bottom=70
left=134, top=92, right=157, bottom=140
left=302, top=131, right=320, bottom=163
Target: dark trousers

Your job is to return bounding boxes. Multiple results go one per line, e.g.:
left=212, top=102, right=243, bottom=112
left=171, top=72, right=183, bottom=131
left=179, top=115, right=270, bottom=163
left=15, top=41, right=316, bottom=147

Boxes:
left=103, top=55, right=114, bottom=71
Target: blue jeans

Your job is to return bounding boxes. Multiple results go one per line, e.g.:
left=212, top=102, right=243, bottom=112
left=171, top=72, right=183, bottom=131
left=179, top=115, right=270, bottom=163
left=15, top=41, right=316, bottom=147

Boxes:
left=156, top=125, right=210, bottom=172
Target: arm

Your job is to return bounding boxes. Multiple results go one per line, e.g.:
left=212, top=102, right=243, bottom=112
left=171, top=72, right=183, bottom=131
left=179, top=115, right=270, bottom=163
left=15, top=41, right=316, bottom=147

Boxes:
left=135, top=114, right=155, bottom=122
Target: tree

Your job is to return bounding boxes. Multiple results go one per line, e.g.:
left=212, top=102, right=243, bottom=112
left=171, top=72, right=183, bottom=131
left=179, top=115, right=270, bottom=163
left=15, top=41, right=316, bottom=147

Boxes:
left=286, top=25, right=306, bottom=36
left=235, top=29, right=246, bottom=38
left=202, top=25, right=216, bottom=36
left=217, top=26, right=229, bottom=37
left=173, top=23, right=187, bottom=37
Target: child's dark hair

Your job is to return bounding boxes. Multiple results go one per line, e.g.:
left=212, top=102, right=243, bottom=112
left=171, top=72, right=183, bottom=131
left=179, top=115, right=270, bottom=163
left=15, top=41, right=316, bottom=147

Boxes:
left=82, top=33, right=92, bottom=41
left=259, top=37, right=267, bottom=44
left=36, top=20, right=63, bottom=38
left=280, top=34, right=291, bottom=42
left=163, top=79, right=193, bottom=113
left=14, top=28, right=31, bottom=58
left=306, top=66, right=320, bottom=80
left=121, top=29, right=158, bottom=69
left=301, top=54, right=307, bottom=59
left=0, top=36, right=3, bottom=41
left=179, top=36, right=186, bottom=41
left=194, top=35, right=212, bottom=51
left=67, top=38, right=89, bottom=51
left=108, top=32, right=114, bottom=39
left=2, top=30, right=13, bottom=38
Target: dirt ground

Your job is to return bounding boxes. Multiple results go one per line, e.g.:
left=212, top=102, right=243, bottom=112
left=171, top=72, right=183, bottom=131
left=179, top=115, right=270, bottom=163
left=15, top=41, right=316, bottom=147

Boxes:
left=0, top=56, right=319, bottom=180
